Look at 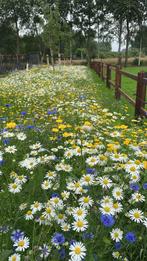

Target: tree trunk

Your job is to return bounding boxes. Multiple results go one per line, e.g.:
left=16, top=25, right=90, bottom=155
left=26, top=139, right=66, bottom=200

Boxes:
left=15, top=19, right=20, bottom=63
left=118, top=19, right=123, bottom=66
left=124, top=20, right=130, bottom=67
left=138, top=27, right=142, bottom=66
left=97, top=22, right=100, bottom=59
left=69, top=38, right=72, bottom=64
left=50, top=48, right=54, bottom=70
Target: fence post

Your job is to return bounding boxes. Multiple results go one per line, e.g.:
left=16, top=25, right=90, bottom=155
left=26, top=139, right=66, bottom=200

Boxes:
left=106, top=64, right=111, bottom=88
left=101, top=62, right=103, bottom=80
left=115, top=65, right=121, bottom=100
left=135, top=72, right=146, bottom=118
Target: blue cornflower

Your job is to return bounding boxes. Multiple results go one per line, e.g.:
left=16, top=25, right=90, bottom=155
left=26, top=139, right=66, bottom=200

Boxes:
left=86, top=168, right=95, bottom=174
left=26, top=125, right=34, bottom=129
left=52, top=233, right=65, bottom=245
left=114, top=242, right=121, bottom=250
left=11, top=229, right=25, bottom=242
left=143, top=183, right=147, bottom=190
left=47, top=108, right=57, bottom=115
left=70, top=239, right=76, bottom=245
left=21, top=111, right=27, bottom=116
left=0, top=160, right=4, bottom=166
left=3, top=138, right=10, bottom=145
left=100, top=214, right=115, bottom=227
left=82, top=232, right=94, bottom=240
left=39, top=244, right=50, bottom=259
left=5, top=104, right=11, bottom=108
left=51, top=193, right=59, bottom=198
left=0, top=225, right=9, bottom=233
left=58, top=248, right=66, bottom=259
left=125, top=232, right=136, bottom=244
left=130, top=183, right=139, bottom=191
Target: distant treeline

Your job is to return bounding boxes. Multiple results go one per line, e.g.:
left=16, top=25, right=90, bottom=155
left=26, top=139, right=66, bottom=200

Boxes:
left=0, top=0, right=147, bottom=66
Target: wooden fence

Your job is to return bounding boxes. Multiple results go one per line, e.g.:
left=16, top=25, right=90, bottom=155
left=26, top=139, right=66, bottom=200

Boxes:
left=0, top=54, right=40, bottom=74
left=90, top=61, right=147, bottom=118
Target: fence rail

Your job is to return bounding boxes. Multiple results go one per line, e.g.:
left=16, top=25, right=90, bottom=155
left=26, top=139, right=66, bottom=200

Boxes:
left=90, top=61, right=147, bottom=118
left=0, top=53, right=40, bottom=74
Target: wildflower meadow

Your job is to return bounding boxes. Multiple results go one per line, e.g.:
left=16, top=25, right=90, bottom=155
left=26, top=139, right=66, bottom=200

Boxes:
left=0, top=65, right=147, bottom=261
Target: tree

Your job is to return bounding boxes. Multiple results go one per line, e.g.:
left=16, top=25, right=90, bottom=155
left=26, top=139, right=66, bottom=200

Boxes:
left=42, top=3, right=60, bottom=67
left=109, top=0, right=146, bottom=67
left=73, top=0, right=97, bottom=65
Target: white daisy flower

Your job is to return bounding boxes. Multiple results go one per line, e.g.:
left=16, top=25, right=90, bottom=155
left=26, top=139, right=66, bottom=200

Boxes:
left=8, top=253, right=21, bottom=261
left=69, top=241, right=86, bottom=261
left=113, top=202, right=123, bottom=213
left=5, top=145, right=17, bottom=154
left=100, top=203, right=115, bottom=215
left=61, top=222, right=71, bottom=232
left=86, top=156, right=98, bottom=166
left=79, top=196, right=93, bottom=208
left=42, top=206, right=55, bottom=220
left=8, top=183, right=22, bottom=194
left=14, top=236, right=30, bottom=252
left=128, top=209, right=144, bottom=223
left=19, top=157, right=38, bottom=170
left=100, top=196, right=113, bottom=205
left=112, top=187, right=123, bottom=200
left=31, top=201, right=43, bottom=213
left=72, top=219, right=88, bottom=232
left=110, top=228, right=123, bottom=242
left=80, top=174, right=95, bottom=186
left=61, top=191, right=70, bottom=200
left=25, top=210, right=34, bottom=220
left=99, top=176, right=112, bottom=189
left=125, top=163, right=139, bottom=175
left=131, top=192, right=145, bottom=202
left=50, top=197, right=63, bottom=209
left=16, top=132, right=27, bottom=141
left=72, top=207, right=87, bottom=220
left=64, top=149, right=74, bottom=159
left=41, top=180, right=53, bottom=190
left=29, top=142, right=42, bottom=150
left=112, top=251, right=120, bottom=259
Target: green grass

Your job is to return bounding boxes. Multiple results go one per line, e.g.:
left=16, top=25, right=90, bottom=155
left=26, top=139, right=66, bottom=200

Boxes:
left=90, top=69, right=135, bottom=118
left=109, top=66, right=147, bottom=112
left=122, top=67, right=147, bottom=101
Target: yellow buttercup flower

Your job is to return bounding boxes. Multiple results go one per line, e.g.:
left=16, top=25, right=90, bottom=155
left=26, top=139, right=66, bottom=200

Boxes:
left=6, top=122, right=16, bottom=129
left=143, top=161, right=147, bottom=170
left=52, top=128, right=59, bottom=133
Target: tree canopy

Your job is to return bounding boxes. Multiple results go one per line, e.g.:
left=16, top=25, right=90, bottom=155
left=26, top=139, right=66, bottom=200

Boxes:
left=0, top=0, right=147, bottom=65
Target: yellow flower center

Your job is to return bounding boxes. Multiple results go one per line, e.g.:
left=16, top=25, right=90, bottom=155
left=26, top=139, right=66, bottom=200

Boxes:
left=130, top=167, right=136, bottom=172
left=76, top=220, right=84, bottom=227
left=104, top=206, right=110, bottom=213
left=103, top=179, right=109, bottom=185
left=58, top=214, right=63, bottom=219
left=83, top=197, right=89, bottom=203
left=12, top=184, right=17, bottom=189
left=74, top=246, right=81, bottom=255
left=113, top=203, right=119, bottom=209
left=34, top=202, right=39, bottom=208
left=18, top=240, right=25, bottom=247
left=85, top=176, right=91, bottom=182
left=77, top=209, right=83, bottom=215
left=27, top=210, right=32, bottom=215
left=12, top=257, right=17, bottom=261
left=54, top=198, right=59, bottom=204
left=75, top=182, right=80, bottom=188
left=134, top=212, right=140, bottom=219
left=114, top=232, right=119, bottom=238
left=46, top=208, right=51, bottom=214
